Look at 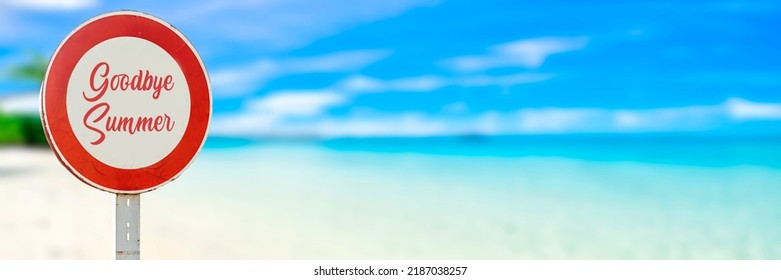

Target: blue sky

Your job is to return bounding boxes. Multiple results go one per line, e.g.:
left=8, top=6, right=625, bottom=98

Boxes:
left=1, top=0, right=780, bottom=137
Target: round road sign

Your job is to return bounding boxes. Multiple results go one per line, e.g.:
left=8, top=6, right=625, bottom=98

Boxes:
left=41, top=11, right=211, bottom=194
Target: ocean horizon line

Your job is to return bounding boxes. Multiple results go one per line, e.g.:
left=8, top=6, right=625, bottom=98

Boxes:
left=202, top=133, right=781, bottom=169
left=205, top=132, right=781, bottom=145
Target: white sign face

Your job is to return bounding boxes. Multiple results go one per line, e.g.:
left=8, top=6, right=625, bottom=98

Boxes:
left=66, top=37, right=191, bottom=169
left=41, top=11, right=211, bottom=194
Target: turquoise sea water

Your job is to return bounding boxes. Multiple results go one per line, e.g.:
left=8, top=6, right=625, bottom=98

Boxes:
left=163, top=136, right=781, bottom=259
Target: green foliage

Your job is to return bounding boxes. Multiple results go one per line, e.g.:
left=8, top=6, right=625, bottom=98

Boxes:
left=7, top=52, right=47, bottom=82
left=1, top=52, right=49, bottom=146
left=0, top=112, right=25, bottom=144
left=0, top=112, right=48, bottom=146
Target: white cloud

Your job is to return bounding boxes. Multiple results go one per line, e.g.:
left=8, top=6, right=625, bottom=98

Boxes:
left=337, top=75, right=447, bottom=93
left=209, top=112, right=278, bottom=137
left=3, top=0, right=97, bottom=10
left=0, top=10, right=14, bottom=39
left=210, top=49, right=391, bottom=97
left=724, top=97, right=781, bottom=120
left=210, top=98, right=781, bottom=138
left=315, top=113, right=449, bottom=137
left=474, top=111, right=501, bottom=134
left=513, top=99, right=781, bottom=134
left=611, top=106, right=719, bottom=131
left=209, top=62, right=274, bottom=97
left=442, top=36, right=589, bottom=71
left=284, top=50, right=393, bottom=72
left=513, top=105, right=722, bottom=134
left=212, top=112, right=448, bottom=138
left=245, top=90, right=347, bottom=117
left=516, top=108, right=610, bottom=133
left=272, top=56, right=555, bottom=103
left=335, top=73, right=554, bottom=94
left=386, top=76, right=447, bottom=92
left=496, top=37, right=590, bottom=68
left=210, top=90, right=348, bottom=136
left=456, top=73, right=555, bottom=87
left=0, top=0, right=93, bottom=41
left=336, top=75, right=384, bottom=92
left=0, top=93, right=39, bottom=115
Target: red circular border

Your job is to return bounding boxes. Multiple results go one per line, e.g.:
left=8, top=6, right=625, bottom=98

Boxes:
left=41, top=12, right=211, bottom=194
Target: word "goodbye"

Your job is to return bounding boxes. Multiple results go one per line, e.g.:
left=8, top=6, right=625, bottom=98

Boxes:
left=84, top=61, right=174, bottom=101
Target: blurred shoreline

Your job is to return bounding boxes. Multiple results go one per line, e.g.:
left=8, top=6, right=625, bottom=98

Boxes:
left=2, top=141, right=781, bottom=259
left=206, top=135, right=781, bottom=168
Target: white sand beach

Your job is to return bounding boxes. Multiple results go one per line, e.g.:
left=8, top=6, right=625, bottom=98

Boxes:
left=0, top=147, right=348, bottom=259
left=0, top=147, right=301, bottom=259
left=0, top=147, right=113, bottom=259
left=2, top=145, right=781, bottom=260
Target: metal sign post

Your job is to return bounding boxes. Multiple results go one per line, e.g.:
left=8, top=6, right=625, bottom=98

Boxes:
left=41, top=11, right=211, bottom=260
left=116, top=194, right=140, bottom=260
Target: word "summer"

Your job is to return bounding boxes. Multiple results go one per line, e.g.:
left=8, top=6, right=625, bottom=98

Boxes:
left=81, top=62, right=176, bottom=145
